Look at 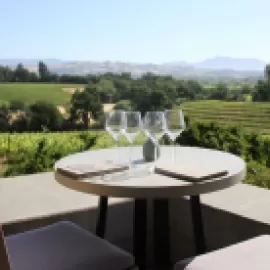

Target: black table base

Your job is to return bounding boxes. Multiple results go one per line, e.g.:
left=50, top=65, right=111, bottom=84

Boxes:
left=134, top=199, right=148, bottom=269
left=153, top=199, right=171, bottom=269
left=190, top=195, right=206, bottom=254
left=95, top=195, right=207, bottom=269
left=96, top=196, right=108, bottom=238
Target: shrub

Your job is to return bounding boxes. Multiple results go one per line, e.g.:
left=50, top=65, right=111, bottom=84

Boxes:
left=114, top=100, right=133, bottom=111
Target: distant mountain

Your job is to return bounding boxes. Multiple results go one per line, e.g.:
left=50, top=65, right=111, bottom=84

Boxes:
left=47, top=60, right=262, bottom=79
left=194, top=57, right=266, bottom=71
left=0, top=59, right=63, bottom=67
left=0, top=57, right=265, bottom=79
left=163, top=61, right=192, bottom=67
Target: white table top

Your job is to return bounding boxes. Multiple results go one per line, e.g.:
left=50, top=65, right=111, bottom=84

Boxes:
left=54, top=146, right=246, bottom=199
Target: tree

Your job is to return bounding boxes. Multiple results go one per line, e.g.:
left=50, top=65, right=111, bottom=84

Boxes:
left=0, top=66, right=14, bottom=82
left=131, top=83, right=173, bottom=115
left=13, top=63, right=31, bottom=82
left=240, top=84, right=252, bottom=95
left=252, top=80, right=269, bottom=101
left=252, top=65, right=270, bottom=102
left=210, top=83, right=230, bottom=100
left=0, top=104, right=10, bottom=131
left=114, top=100, right=133, bottom=111
left=28, top=101, right=63, bottom=131
left=265, top=64, right=270, bottom=82
left=185, top=80, right=203, bottom=100
left=98, top=79, right=116, bottom=103
left=29, top=71, right=39, bottom=82
left=38, top=61, right=51, bottom=82
left=70, top=84, right=103, bottom=129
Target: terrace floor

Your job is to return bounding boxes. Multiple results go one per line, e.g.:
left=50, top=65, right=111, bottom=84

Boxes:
left=2, top=172, right=270, bottom=269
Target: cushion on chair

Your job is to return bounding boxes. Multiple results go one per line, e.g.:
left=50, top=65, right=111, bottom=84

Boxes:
left=5, top=221, right=135, bottom=270
left=174, top=235, right=270, bottom=270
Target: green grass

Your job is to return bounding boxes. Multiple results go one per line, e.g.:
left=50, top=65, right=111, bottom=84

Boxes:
left=0, top=83, right=85, bottom=106
left=181, top=100, right=270, bottom=135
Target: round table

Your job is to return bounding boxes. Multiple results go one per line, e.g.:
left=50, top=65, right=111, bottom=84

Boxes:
left=55, top=146, right=246, bottom=269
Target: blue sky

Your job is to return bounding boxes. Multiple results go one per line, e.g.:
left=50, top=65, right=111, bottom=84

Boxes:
left=0, top=0, right=269, bottom=63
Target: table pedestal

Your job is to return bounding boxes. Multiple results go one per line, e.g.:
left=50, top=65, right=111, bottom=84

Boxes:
left=96, top=196, right=206, bottom=269
left=96, top=196, right=108, bottom=238
left=134, top=199, right=147, bottom=269
left=191, top=195, right=206, bottom=254
left=153, top=199, right=171, bottom=269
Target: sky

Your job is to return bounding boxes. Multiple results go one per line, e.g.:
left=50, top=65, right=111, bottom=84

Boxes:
left=0, top=0, right=270, bottom=63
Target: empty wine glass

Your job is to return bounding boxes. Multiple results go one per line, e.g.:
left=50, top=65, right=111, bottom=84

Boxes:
left=143, top=111, right=165, bottom=172
left=105, top=110, right=125, bottom=164
left=164, top=109, right=186, bottom=163
left=122, top=111, right=142, bottom=172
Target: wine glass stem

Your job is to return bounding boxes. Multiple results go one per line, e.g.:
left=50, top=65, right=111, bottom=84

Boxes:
left=173, top=140, right=176, bottom=163
left=152, top=140, right=158, bottom=172
left=115, top=139, right=119, bottom=163
left=129, top=143, right=133, bottom=169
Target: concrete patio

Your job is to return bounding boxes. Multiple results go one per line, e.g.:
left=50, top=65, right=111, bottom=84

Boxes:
left=1, top=172, right=270, bottom=269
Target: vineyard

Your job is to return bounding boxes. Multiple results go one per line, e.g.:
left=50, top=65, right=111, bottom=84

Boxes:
left=0, top=131, right=147, bottom=176
left=0, top=124, right=270, bottom=190
left=0, top=131, right=146, bottom=155
left=182, top=101, right=270, bottom=136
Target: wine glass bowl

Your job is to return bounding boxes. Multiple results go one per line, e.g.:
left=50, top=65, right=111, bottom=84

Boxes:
left=122, top=111, right=142, bottom=144
left=122, top=111, right=142, bottom=173
left=143, top=111, right=165, bottom=144
left=164, top=109, right=186, bottom=163
left=105, top=110, right=125, bottom=141
left=105, top=110, right=125, bottom=164
left=143, top=111, right=165, bottom=173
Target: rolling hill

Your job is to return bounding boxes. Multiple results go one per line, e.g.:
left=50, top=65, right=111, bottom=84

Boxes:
left=0, top=57, right=265, bottom=80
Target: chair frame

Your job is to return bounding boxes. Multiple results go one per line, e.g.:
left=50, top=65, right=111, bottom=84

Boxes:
left=0, top=226, right=11, bottom=270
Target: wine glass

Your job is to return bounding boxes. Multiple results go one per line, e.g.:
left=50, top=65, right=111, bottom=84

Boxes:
left=164, top=109, right=186, bottom=163
left=122, top=111, right=142, bottom=172
left=105, top=110, right=125, bottom=164
left=143, top=111, right=165, bottom=172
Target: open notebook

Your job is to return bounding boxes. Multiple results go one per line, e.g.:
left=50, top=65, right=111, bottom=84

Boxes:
left=56, top=163, right=129, bottom=180
left=155, top=164, right=228, bottom=182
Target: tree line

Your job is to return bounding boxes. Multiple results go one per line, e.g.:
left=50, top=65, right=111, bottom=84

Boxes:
left=2, top=61, right=269, bottom=101
left=0, top=61, right=270, bottom=133
left=0, top=61, right=89, bottom=83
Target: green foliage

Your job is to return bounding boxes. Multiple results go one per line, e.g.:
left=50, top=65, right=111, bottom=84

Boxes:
left=173, top=120, right=270, bottom=189
left=9, top=100, right=25, bottom=111
left=1, top=123, right=270, bottom=190
left=178, top=122, right=247, bottom=157
left=28, top=101, right=63, bottom=131
left=246, top=161, right=270, bottom=189
left=1, top=131, right=147, bottom=176
left=4, top=132, right=98, bottom=176
left=97, top=79, right=116, bottom=103
left=70, top=84, right=103, bottom=129
left=209, top=83, right=230, bottom=100
left=131, top=85, right=173, bottom=115
left=114, top=100, right=132, bottom=111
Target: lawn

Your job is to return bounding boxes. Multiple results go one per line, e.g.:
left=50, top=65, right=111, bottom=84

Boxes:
left=181, top=100, right=270, bottom=135
left=0, top=83, right=85, bottom=106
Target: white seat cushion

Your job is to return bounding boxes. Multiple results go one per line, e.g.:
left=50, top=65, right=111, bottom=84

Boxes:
left=174, top=235, right=270, bottom=270
left=6, top=221, right=135, bottom=270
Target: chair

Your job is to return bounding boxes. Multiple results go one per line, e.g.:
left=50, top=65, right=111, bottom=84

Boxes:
left=174, top=235, right=270, bottom=270
left=1, top=221, right=137, bottom=270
